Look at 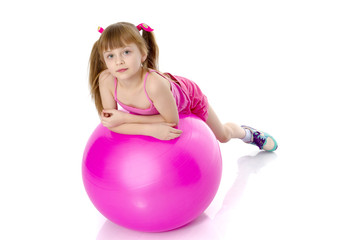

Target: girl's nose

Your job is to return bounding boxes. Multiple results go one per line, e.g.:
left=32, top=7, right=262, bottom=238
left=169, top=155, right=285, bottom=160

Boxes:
left=115, top=56, right=124, bottom=65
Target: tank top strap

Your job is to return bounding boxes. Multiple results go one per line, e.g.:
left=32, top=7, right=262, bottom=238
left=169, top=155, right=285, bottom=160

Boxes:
left=114, top=77, right=118, bottom=101
left=143, top=71, right=153, bottom=104
left=148, top=69, right=169, bottom=80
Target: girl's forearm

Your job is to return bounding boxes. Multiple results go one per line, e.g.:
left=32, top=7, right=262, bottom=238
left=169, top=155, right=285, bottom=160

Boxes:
left=126, top=113, right=167, bottom=124
left=109, top=123, right=154, bottom=137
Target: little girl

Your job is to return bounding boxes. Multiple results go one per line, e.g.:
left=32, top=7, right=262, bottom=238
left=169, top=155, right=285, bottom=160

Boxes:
left=89, top=22, right=278, bottom=151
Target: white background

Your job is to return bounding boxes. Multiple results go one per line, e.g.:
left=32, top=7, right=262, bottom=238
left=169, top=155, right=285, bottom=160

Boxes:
left=1, top=0, right=359, bottom=239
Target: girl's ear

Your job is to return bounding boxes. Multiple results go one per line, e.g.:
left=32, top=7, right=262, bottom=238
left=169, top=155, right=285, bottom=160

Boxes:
left=141, top=53, right=147, bottom=63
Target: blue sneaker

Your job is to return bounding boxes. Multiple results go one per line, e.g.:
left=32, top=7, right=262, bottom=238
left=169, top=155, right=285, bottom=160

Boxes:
left=241, top=125, right=278, bottom=152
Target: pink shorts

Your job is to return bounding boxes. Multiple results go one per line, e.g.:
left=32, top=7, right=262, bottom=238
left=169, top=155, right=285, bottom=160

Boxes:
left=173, top=75, right=209, bottom=122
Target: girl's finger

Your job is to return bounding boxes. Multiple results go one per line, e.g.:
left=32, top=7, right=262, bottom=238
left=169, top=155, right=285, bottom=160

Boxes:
left=170, top=132, right=181, bottom=139
left=103, top=109, right=115, bottom=115
left=171, top=128, right=182, bottom=134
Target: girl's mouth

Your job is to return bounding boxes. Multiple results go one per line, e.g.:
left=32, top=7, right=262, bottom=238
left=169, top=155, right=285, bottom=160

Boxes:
left=117, top=68, right=128, bottom=73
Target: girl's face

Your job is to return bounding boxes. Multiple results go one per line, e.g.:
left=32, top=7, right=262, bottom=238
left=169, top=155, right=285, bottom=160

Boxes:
left=103, top=42, right=147, bottom=81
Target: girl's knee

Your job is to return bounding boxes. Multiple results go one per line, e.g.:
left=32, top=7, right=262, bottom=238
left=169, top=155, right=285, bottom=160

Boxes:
left=216, top=128, right=231, bottom=143
left=205, top=105, right=231, bottom=143
left=217, top=135, right=230, bottom=143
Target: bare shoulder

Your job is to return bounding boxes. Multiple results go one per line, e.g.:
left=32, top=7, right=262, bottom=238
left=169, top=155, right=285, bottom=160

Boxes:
left=146, top=71, right=170, bottom=95
left=99, top=69, right=117, bottom=109
left=99, top=69, right=113, bottom=89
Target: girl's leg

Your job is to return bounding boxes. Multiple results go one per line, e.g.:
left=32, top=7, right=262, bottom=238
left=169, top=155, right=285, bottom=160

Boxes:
left=205, top=105, right=245, bottom=143
left=205, top=105, right=276, bottom=151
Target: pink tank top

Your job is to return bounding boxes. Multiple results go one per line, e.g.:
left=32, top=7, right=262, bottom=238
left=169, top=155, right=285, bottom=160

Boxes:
left=114, top=69, right=192, bottom=116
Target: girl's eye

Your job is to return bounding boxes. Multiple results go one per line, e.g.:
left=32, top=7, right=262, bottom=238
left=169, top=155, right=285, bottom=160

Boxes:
left=124, top=50, right=131, bottom=55
left=107, top=54, right=114, bottom=59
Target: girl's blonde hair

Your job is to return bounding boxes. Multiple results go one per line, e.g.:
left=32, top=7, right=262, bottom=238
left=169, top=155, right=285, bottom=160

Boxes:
left=89, top=22, right=159, bottom=115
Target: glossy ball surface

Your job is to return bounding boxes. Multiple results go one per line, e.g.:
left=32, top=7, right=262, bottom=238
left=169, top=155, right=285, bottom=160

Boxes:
left=82, top=115, right=222, bottom=232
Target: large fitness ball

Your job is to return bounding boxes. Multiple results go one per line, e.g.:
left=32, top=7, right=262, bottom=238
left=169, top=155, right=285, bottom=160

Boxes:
left=82, top=114, right=222, bottom=232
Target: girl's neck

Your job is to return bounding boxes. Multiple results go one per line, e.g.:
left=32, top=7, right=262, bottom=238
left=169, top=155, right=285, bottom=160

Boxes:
left=117, top=68, right=145, bottom=89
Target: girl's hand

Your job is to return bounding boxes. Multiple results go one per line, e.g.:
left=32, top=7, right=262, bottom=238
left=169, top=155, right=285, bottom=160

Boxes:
left=101, top=109, right=128, bottom=128
left=150, top=123, right=183, bottom=140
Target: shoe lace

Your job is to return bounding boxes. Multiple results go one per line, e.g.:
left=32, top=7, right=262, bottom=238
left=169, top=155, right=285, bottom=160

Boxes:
left=253, top=131, right=266, bottom=149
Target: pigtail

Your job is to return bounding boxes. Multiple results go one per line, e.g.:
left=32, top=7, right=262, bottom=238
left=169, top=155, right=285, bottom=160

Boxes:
left=89, top=40, right=107, bottom=115
left=141, top=31, right=159, bottom=71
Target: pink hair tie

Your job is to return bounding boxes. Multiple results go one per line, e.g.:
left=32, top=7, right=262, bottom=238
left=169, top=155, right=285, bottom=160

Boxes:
left=98, top=27, right=104, bottom=34
left=137, top=23, right=154, bottom=32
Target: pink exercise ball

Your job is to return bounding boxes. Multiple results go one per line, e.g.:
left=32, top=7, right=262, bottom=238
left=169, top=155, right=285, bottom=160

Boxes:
left=82, top=114, right=222, bottom=232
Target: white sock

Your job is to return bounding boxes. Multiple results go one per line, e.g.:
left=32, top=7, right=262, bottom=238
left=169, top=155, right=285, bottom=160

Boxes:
left=241, top=129, right=252, bottom=143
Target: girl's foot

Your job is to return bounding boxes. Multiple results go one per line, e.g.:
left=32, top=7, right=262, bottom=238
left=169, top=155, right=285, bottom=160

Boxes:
left=241, top=125, right=278, bottom=152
